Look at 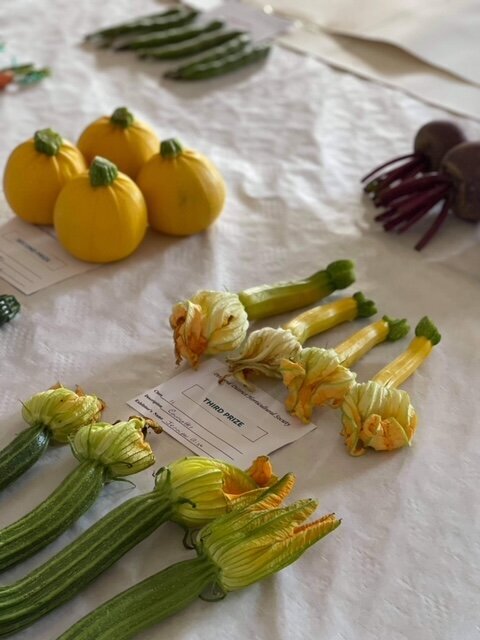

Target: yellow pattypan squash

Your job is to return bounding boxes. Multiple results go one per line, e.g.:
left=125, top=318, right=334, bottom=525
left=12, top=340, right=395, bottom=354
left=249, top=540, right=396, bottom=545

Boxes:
left=54, top=157, right=147, bottom=263
left=136, top=138, right=227, bottom=236
left=3, top=128, right=87, bottom=225
left=77, top=107, right=159, bottom=179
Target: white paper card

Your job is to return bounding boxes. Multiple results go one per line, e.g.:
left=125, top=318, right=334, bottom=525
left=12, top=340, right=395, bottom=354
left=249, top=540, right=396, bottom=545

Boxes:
left=196, top=0, right=293, bottom=42
left=0, top=218, right=98, bottom=295
left=128, top=358, right=315, bottom=467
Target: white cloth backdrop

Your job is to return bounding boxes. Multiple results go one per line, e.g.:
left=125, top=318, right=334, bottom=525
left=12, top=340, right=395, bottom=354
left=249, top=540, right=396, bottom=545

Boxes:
left=0, top=1, right=479, bottom=639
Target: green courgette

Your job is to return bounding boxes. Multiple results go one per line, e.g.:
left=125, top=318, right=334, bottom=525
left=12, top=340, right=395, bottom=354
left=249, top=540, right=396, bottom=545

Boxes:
left=0, top=295, right=20, bottom=327
left=0, top=386, right=104, bottom=492
left=165, top=42, right=272, bottom=81
left=0, top=457, right=271, bottom=636
left=86, top=8, right=198, bottom=46
left=0, top=417, right=157, bottom=572
left=138, top=29, right=246, bottom=60
left=113, top=19, right=224, bottom=51
left=56, top=490, right=340, bottom=640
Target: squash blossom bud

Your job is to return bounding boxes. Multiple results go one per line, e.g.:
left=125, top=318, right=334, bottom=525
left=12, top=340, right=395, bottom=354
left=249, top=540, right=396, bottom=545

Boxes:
left=71, top=416, right=160, bottom=477
left=21, top=385, right=105, bottom=443
left=280, top=348, right=356, bottom=423
left=198, top=497, right=341, bottom=592
left=170, top=291, right=248, bottom=368
left=153, top=456, right=289, bottom=529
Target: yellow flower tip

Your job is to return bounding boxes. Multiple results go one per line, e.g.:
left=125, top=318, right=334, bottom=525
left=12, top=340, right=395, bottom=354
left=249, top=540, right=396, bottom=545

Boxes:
left=249, top=473, right=296, bottom=511
left=170, top=291, right=249, bottom=367
left=128, top=415, right=163, bottom=435
left=245, top=455, right=277, bottom=487
left=341, top=381, right=417, bottom=456
left=71, top=417, right=156, bottom=477
left=199, top=497, right=340, bottom=592
left=280, top=348, right=355, bottom=424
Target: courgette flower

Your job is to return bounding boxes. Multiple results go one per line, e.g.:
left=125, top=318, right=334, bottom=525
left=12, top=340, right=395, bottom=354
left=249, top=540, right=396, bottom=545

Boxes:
left=56, top=486, right=340, bottom=640
left=154, top=455, right=289, bottom=529
left=227, top=292, right=376, bottom=388
left=71, top=416, right=160, bottom=477
left=280, top=348, right=355, bottom=423
left=21, top=385, right=105, bottom=443
left=198, top=496, right=340, bottom=592
left=340, top=316, right=440, bottom=455
left=170, top=260, right=356, bottom=368
left=280, top=317, right=409, bottom=423
left=170, top=291, right=248, bottom=368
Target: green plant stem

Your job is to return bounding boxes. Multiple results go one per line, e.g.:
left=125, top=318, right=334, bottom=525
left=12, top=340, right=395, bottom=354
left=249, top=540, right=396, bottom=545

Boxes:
left=238, top=260, right=355, bottom=321
left=57, top=556, right=217, bottom=640
left=0, top=493, right=173, bottom=636
left=0, top=461, right=105, bottom=571
left=0, top=424, right=50, bottom=492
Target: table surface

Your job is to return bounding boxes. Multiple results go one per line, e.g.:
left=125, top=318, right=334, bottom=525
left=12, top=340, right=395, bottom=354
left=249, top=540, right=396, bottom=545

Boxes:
left=1, top=2, right=479, bottom=639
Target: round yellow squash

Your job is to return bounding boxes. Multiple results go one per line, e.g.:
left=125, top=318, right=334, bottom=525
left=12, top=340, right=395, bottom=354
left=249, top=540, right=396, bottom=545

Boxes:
left=77, top=107, right=159, bottom=180
left=136, top=138, right=227, bottom=236
left=3, top=128, right=87, bottom=225
left=54, top=157, right=148, bottom=263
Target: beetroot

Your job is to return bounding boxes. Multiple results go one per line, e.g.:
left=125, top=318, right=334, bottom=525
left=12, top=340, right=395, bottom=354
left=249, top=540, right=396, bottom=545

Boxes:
left=373, top=141, right=480, bottom=250
left=362, top=120, right=466, bottom=197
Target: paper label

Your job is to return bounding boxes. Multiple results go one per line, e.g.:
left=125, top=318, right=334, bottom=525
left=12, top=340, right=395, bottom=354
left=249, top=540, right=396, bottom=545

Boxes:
left=0, top=218, right=98, bottom=294
left=194, top=0, right=293, bottom=42
left=128, top=359, right=315, bottom=467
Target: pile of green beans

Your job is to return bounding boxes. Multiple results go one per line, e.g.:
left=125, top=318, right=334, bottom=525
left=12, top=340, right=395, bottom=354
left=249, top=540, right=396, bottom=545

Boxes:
left=85, top=5, right=272, bottom=80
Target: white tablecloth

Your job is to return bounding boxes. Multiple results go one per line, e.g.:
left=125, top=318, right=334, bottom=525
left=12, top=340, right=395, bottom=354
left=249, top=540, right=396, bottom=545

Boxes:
left=1, top=2, right=479, bottom=639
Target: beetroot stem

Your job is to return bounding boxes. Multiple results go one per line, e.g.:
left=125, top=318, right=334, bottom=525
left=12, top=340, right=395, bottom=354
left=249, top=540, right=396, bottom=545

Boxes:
left=415, top=195, right=452, bottom=251
left=375, top=174, right=448, bottom=206
left=381, top=186, right=449, bottom=231
left=361, top=153, right=416, bottom=183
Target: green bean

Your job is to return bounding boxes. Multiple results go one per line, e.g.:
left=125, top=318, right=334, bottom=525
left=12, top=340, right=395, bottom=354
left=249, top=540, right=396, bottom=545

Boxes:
left=113, top=20, right=224, bottom=51
left=165, top=42, right=272, bottom=80
left=85, top=8, right=198, bottom=45
left=138, top=29, right=246, bottom=60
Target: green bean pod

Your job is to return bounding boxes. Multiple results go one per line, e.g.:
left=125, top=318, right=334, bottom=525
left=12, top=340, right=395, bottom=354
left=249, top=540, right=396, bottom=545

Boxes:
left=138, top=29, right=246, bottom=60
left=0, top=424, right=50, bottom=492
left=86, top=8, right=198, bottom=46
left=113, top=19, right=224, bottom=51
left=166, top=41, right=271, bottom=80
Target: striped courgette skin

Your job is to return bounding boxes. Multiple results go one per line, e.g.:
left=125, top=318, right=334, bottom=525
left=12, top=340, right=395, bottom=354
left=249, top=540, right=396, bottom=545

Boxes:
left=0, top=460, right=106, bottom=571
left=0, top=493, right=172, bottom=636
left=57, top=556, right=216, bottom=640
left=0, top=424, right=50, bottom=492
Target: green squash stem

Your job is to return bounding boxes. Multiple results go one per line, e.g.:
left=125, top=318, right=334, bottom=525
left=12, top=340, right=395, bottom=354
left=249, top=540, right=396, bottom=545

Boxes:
left=110, top=107, right=134, bottom=128
left=33, top=129, right=62, bottom=156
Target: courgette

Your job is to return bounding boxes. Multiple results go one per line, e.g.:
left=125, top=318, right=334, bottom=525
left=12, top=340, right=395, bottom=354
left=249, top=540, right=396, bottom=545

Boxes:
left=0, top=386, right=103, bottom=492
left=0, top=457, right=269, bottom=636
left=0, top=417, right=158, bottom=572
left=0, top=295, right=20, bottom=327
left=113, top=19, right=224, bottom=51
left=138, top=30, right=246, bottom=60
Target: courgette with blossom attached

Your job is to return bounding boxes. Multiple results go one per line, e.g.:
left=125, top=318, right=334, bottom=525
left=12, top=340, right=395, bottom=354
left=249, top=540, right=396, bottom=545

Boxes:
left=170, top=259, right=355, bottom=368
left=0, top=417, right=159, bottom=571
left=57, top=493, right=340, bottom=640
left=0, top=385, right=104, bottom=492
left=341, top=316, right=441, bottom=455
left=0, top=456, right=283, bottom=636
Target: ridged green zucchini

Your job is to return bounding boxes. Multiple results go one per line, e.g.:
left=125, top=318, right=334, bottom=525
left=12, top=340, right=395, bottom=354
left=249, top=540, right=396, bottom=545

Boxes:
left=0, top=295, right=20, bottom=327
left=0, top=456, right=265, bottom=636
left=138, top=30, right=246, bottom=60
left=0, top=417, right=156, bottom=573
left=86, top=8, right=198, bottom=45
left=113, top=19, right=224, bottom=51
left=165, top=42, right=271, bottom=81
left=0, top=424, right=50, bottom=491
